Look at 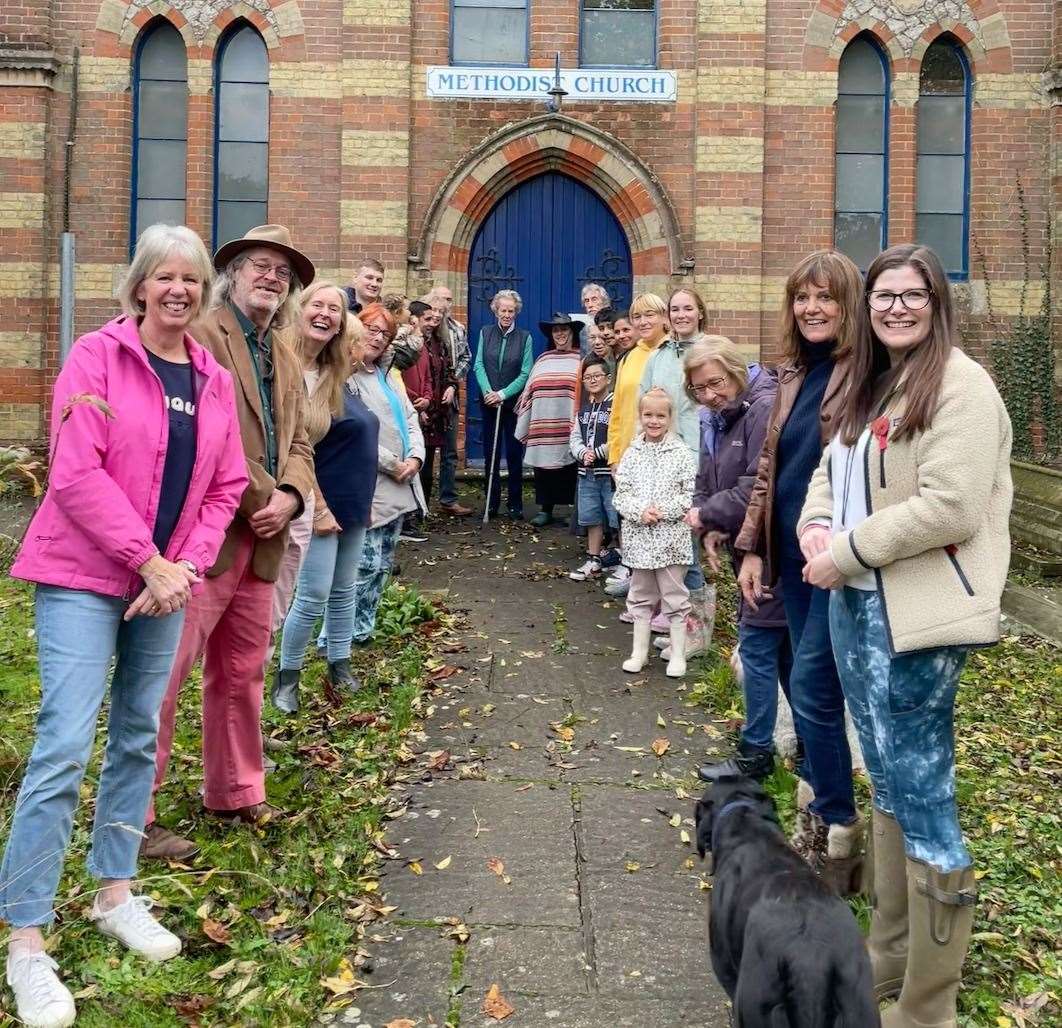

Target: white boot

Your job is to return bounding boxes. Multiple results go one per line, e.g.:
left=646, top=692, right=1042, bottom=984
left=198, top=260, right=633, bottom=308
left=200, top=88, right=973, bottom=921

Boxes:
left=622, top=620, right=652, bottom=673
left=665, top=620, right=687, bottom=678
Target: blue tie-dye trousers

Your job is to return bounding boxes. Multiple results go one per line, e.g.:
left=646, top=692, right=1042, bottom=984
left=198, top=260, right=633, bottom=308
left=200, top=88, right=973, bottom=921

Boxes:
left=829, top=586, right=971, bottom=873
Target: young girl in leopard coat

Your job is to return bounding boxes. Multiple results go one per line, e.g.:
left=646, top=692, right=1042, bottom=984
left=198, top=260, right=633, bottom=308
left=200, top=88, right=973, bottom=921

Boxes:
left=612, top=387, right=699, bottom=678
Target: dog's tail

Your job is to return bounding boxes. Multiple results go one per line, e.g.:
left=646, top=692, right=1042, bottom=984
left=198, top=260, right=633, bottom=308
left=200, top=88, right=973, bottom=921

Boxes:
left=832, top=953, right=881, bottom=1028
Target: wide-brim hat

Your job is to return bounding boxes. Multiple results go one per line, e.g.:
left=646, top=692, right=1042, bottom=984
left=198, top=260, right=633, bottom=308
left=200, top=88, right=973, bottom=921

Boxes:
left=212, top=224, right=315, bottom=287
left=539, top=312, right=580, bottom=340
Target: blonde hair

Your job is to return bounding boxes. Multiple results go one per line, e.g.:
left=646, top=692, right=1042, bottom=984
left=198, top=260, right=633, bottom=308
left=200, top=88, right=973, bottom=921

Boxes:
left=119, top=224, right=214, bottom=320
left=628, top=292, right=667, bottom=318
left=297, top=281, right=353, bottom=416
left=639, top=386, right=674, bottom=432
left=684, top=336, right=748, bottom=395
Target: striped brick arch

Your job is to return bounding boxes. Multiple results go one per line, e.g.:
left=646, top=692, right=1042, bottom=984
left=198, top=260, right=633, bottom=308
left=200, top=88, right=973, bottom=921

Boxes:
left=414, top=114, right=685, bottom=305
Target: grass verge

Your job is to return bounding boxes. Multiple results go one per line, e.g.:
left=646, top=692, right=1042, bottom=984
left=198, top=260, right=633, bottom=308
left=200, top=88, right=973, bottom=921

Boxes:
left=0, top=575, right=446, bottom=1026
left=689, top=565, right=1061, bottom=1027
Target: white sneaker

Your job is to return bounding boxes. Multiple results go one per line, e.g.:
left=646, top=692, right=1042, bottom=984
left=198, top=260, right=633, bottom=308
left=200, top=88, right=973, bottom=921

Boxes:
left=92, top=894, right=182, bottom=962
left=603, top=566, right=631, bottom=597
left=569, top=557, right=601, bottom=581
left=6, top=952, right=76, bottom=1028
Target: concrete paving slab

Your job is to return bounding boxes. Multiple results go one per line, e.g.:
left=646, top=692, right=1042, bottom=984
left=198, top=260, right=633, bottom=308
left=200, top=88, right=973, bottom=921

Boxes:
left=460, top=924, right=590, bottom=1001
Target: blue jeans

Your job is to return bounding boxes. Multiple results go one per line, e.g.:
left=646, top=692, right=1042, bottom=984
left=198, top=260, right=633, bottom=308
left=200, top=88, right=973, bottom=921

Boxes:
left=779, top=557, right=856, bottom=825
left=737, top=622, right=793, bottom=753
left=684, top=555, right=706, bottom=592
left=352, top=516, right=404, bottom=641
left=0, top=586, right=184, bottom=927
left=830, top=587, right=970, bottom=872
left=280, top=526, right=368, bottom=669
left=439, top=398, right=460, bottom=506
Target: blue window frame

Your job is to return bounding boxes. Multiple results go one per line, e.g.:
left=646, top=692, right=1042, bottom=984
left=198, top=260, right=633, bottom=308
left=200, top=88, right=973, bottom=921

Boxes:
left=834, top=35, right=890, bottom=270
left=130, top=20, right=187, bottom=248
left=916, top=38, right=971, bottom=279
left=580, top=1, right=657, bottom=69
left=213, top=23, right=269, bottom=248
left=450, top=0, right=528, bottom=66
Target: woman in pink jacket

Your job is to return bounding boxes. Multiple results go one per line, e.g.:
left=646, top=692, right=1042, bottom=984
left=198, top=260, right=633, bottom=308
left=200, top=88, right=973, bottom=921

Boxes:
left=0, top=225, right=247, bottom=1028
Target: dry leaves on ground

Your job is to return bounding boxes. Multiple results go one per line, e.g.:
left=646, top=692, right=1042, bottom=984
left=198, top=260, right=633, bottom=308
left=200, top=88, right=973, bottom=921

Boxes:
left=482, top=983, right=516, bottom=1021
left=650, top=737, right=670, bottom=757
left=487, top=857, right=512, bottom=885
left=201, top=918, right=231, bottom=945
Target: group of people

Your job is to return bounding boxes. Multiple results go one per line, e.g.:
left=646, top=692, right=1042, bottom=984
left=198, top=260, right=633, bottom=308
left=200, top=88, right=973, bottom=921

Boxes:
left=467, top=245, right=1012, bottom=1028
left=0, top=221, right=1013, bottom=1028
left=0, top=223, right=484, bottom=1028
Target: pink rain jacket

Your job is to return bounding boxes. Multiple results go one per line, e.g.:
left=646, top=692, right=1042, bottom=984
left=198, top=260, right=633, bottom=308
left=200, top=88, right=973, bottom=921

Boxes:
left=11, top=315, right=248, bottom=599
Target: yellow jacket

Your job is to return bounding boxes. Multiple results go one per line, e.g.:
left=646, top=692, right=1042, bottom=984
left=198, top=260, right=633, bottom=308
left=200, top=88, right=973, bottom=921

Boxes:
left=607, top=337, right=663, bottom=465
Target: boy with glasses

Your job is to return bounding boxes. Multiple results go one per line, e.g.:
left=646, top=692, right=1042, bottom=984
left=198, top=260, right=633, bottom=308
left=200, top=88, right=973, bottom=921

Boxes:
left=568, top=357, right=618, bottom=580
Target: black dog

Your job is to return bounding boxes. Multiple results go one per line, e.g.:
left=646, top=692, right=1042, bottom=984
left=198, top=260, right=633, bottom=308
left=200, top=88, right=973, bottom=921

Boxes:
left=695, top=776, right=879, bottom=1027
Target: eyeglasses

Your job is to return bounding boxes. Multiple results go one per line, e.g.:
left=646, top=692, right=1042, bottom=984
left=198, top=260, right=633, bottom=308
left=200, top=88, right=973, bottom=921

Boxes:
left=246, top=258, right=293, bottom=283
left=582, top=373, right=607, bottom=383
left=365, top=325, right=389, bottom=338
left=690, top=376, right=729, bottom=395
left=867, top=288, right=932, bottom=312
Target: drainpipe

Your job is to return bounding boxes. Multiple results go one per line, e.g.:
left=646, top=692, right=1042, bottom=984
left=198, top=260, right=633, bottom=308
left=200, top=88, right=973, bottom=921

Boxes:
left=59, top=47, right=79, bottom=364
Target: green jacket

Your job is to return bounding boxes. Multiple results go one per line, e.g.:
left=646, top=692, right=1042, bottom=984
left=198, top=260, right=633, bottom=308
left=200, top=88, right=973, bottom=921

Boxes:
left=638, top=334, right=704, bottom=454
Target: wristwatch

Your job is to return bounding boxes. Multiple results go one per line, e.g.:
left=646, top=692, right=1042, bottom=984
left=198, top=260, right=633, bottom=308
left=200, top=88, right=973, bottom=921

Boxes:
left=177, top=558, right=199, bottom=575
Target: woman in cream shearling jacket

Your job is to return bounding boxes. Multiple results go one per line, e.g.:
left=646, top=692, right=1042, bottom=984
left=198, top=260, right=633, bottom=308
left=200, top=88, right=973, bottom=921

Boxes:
left=798, top=244, right=1012, bottom=1028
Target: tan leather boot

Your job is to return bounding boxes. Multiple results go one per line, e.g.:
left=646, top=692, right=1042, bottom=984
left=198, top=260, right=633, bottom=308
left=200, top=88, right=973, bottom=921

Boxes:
left=869, top=809, right=909, bottom=1000
left=882, top=860, right=976, bottom=1028
left=818, top=814, right=865, bottom=896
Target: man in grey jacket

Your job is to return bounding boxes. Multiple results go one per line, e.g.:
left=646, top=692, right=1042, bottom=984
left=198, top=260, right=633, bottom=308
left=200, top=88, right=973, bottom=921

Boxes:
left=429, top=284, right=473, bottom=515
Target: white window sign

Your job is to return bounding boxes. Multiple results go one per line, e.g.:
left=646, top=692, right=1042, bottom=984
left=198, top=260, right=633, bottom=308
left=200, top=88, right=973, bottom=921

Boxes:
left=426, top=66, right=676, bottom=102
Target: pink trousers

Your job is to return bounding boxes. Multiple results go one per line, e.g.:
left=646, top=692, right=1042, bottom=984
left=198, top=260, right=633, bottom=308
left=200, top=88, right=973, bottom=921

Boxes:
left=626, top=565, right=690, bottom=624
left=148, top=524, right=274, bottom=820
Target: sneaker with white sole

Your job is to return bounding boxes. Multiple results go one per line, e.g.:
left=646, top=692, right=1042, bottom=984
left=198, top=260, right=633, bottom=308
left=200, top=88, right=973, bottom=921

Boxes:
left=569, top=556, right=602, bottom=582
left=603, top=566, right=631, bottom=597
left=91, top=894, right=182, bottom=962
left=6, top=952, right=76, bottom=1028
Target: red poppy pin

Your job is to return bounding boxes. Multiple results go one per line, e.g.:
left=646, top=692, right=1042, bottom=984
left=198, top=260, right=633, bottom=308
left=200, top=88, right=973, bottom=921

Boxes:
left=870, top=414, right=890, bottom=451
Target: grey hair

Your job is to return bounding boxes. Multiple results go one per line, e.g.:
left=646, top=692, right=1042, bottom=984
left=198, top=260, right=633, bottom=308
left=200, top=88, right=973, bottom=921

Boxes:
left=118, top=224, right=214, bottom=319
left=210, top=252, right=302, bottom=328
left=581, top=282, right=610, bottom=304
left=490, top=289, right=522, bottom=314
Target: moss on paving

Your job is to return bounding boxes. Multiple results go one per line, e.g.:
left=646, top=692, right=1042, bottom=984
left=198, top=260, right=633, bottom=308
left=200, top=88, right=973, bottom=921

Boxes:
left=0, top=577, right=441, bottom=1026
left=690, top=565, right=1062, bottom=1026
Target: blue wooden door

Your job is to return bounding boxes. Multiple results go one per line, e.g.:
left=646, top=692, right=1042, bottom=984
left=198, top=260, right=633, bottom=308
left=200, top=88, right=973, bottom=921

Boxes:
left=465, top=172, right=632, bottom=460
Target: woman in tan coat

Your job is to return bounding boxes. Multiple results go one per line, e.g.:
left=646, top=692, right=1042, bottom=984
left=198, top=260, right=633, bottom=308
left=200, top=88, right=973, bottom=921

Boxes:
left=799, top=244, right=1012, bottom=1027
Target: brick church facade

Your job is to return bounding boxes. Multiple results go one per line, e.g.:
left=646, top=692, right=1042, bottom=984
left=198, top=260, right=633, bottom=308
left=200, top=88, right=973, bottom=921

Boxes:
left=0, top=0, right=1058, bottom=448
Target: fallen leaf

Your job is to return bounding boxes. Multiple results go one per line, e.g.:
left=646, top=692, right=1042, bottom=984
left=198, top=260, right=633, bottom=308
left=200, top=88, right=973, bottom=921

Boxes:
left=408, top=860, right=424, bottom=875
left=482, top=983, right=516, bottom=1021
left=201, top=918, right=231, bottom=945
left=434, top=855, right=452, bottom=870
left=207, top=958, right=237, bottom=980
left=651, top=738, right=671, bottom=757
left=426, top=750, right=452, bottom=771
left=444, top=921, right=471, bottom=943
left=550, top=722, right=575, bottom=742
left=385, top=1020, right=418, bottom=1028
left=487, top=857, right=505, bottom=876
left=625, top=861, right=641, bottom=873
left=508, top=741, right=523, bottom=750
left=514, top=783, right=533, bottom=792
left=656, top=714, right=667, bottom=728
left=680, top=829, right=691, bottom=845
left=668, top=813, right=681, bottom=827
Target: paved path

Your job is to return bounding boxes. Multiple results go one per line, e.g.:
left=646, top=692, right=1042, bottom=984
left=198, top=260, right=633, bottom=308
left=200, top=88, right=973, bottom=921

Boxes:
left=343, top=516, right=731, bottom=1028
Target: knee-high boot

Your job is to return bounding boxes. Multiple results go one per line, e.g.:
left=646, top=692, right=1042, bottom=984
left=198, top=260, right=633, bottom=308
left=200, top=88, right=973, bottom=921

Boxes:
left=882, top=859, right=976, bottom=1028
left=869, top=809, right=909, bottom=1001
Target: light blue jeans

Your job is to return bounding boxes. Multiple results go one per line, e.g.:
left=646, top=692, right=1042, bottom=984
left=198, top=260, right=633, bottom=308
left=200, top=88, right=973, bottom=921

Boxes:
left=0, top=586, right=185, bottom=927
left=279, top=526, right=367, bottom=668
left=830, top=587, right=970, bottom=872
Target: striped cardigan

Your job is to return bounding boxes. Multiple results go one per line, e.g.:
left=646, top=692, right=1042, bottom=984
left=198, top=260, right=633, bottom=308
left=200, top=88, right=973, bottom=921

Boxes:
left=515, top=349, right=581, bottom=469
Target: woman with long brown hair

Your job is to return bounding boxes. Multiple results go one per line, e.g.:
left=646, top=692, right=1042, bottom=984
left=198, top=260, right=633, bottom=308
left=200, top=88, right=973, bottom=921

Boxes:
left=272, top=283, right=380, bottom=713
left=799, top=244, right=1012, bottom=1025
left=733, top=249, right=865, bottom=893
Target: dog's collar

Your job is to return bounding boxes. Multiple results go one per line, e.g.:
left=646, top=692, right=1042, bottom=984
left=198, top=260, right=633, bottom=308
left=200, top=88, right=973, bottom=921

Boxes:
left=711, top=799, right=760, bottom=854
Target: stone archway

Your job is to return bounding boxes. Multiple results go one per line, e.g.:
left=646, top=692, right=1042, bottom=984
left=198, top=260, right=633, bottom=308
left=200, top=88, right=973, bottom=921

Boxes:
left=413, top=114, right=687, bottom=307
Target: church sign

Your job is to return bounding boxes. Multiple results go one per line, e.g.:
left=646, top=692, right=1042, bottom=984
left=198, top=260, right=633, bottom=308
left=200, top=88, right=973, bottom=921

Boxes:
left=426, top=66, right=677, bottom=103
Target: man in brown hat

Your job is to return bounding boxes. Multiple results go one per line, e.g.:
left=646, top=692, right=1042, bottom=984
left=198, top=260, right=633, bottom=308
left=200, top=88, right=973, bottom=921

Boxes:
left=142, top=225, right=316, bottom=860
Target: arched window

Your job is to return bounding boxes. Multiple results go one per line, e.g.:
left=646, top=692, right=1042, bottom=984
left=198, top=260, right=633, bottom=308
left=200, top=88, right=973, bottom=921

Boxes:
left=131, top=21, right=187, bottom=246
left=834, top=36, right=889, bottom=269
left=580, top=1, right=657, bottom=69
left=917, top=39, right=970, bottom=278
left=214, top=24, right=269, bottom=248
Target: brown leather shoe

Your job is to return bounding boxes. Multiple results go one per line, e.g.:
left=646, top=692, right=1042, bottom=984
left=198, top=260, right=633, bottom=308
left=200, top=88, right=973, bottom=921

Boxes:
left=439, top=501, right=473, bottom=516
left=140, top=822, right=199, bottom=862
left=205, top=801, right=282, bottom=825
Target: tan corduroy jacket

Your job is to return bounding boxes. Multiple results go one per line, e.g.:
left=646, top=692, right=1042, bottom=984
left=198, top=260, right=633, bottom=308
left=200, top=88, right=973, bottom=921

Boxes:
left=798, top=347, right=1013, bottom=654
left=191, top=305, right=315, bottom=582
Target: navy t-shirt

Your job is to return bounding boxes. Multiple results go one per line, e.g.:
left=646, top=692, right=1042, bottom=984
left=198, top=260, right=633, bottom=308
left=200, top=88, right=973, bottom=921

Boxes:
left=147, top=350, right=197, bottom=553
left=314, top=387, right=380, bottom=530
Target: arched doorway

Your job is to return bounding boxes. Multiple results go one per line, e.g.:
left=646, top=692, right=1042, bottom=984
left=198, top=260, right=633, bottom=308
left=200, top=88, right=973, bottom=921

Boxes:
left=465, top=171, right=633, bottom=459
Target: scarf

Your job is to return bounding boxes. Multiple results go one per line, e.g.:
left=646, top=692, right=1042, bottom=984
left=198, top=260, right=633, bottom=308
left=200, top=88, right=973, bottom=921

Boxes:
left=375, top=365, right=410, bottom=458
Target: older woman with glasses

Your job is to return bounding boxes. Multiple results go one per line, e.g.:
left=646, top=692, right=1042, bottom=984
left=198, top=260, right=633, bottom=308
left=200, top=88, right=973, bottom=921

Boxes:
left=347, top=303, right=426, bottom=642
left=2, top=225, right=246, bottom=1027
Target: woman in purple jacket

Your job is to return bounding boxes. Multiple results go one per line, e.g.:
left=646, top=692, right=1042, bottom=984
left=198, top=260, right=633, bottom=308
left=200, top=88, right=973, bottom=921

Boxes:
left=681, top=337, right=793, bottom=783
left=1, top=225, right=247, bottom=1028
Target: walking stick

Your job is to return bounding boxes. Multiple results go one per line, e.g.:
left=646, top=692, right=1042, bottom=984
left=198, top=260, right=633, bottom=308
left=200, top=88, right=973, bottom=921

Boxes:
left=483, top=402, right=503, bottom=526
